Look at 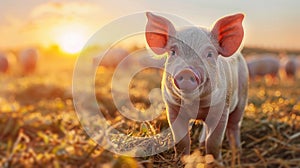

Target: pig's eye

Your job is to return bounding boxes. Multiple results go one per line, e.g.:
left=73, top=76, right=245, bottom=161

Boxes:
left=170, top=50, right=176, bottom=56
left=207, top=52, right=213, bottom=58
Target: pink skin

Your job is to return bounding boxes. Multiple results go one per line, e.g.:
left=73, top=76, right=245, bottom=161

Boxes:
left=19, top=48, right=38, bottom=74
left=145, top=12, right=248, bottom=161
left=0, top=54, right=9, bottom=73
left=247, top=56, right=280, bottom=79
left=174, top=69, right=200, bottom=92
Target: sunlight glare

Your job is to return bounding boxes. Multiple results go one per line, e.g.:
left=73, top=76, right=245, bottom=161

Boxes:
left=56, top=25, right=89, bottom=54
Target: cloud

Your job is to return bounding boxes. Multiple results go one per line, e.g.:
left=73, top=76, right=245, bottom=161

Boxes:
left=25, top=1, right=104, bottom=32
left=30, top=1, right=101, bottom=21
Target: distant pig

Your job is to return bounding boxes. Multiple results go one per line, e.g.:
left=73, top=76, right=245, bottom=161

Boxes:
left=284, top=57, right=297, bottom=79
left=0, top=53, right=9, bottom=73
left=247, top=56, right=280, bottom=79
left=145, top=12, right=248, bottom=161
left=93, top=48, right=129, bottom=68
left=19, top=48, right=38, bottom=74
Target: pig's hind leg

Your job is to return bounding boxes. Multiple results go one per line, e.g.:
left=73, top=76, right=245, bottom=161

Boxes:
left=225, top=100, right=246, bottom=166
left=226, top=105, right=244, bottom=152
left=226, top=80, right=248, bottom=164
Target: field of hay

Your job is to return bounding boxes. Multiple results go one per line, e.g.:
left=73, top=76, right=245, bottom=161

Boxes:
left=0, top=49, right=299, bottom=168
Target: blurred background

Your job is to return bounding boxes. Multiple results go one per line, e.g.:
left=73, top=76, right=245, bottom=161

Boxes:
left=0, top=0, right=299, bottom=167
left=1, top=0, right=300, bottom=50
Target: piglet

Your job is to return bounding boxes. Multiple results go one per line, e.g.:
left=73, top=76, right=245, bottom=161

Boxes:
left=0, top=53, right=9, bottom=73
left=19, top=48, right=38, bottom=74
left=145, top=12, right=248, bottom=161
left=284, top=57, right=297, bottom=79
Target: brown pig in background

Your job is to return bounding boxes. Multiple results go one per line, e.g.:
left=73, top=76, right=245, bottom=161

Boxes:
left=145, top=12, right=248, bottom=162
left=0, top=53, right=9, bottom=73
left=284, top=57, right=297, bottom=79
left=19, top=48, right=38, bottom=74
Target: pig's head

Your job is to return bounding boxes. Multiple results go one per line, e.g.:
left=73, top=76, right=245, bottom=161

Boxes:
left=145, top=12, right=244, bottom=98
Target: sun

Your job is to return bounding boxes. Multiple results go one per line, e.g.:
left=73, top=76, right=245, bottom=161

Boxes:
left=58, top=31, right=86, bottom=54
left=56, top=26, right=89, bottom=54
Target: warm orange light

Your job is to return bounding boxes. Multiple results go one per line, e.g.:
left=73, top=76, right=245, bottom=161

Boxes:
left=57, top=31, right=86, bottom=54
left=55, top=24, right=89, bottom=54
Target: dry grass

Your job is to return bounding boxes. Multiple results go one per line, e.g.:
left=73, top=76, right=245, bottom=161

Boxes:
left=0, top=51, right=299, bottom=168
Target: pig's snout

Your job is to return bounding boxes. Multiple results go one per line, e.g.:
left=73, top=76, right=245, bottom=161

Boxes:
left=174, top=69, right=200, bottom=92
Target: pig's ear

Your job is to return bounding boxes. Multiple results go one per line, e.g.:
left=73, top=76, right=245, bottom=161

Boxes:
left=146, top=12, right=176, bottom=55
left=211, top=13, right=244, bottom=57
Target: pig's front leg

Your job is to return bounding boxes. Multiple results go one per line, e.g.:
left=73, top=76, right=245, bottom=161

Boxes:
left=167, top=105, right=190, bottom=157
left=205, top=108, right=229, bottom=161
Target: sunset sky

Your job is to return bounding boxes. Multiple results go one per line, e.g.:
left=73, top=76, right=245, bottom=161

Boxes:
left=0, top=0, right=300, bottom=52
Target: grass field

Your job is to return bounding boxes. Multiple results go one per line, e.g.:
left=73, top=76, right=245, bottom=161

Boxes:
left=0, top=50, right=299, bottom=168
